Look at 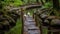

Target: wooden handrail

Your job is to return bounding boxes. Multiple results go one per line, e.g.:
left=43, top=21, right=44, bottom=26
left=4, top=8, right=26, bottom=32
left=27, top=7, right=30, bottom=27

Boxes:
left=9, top=3, right=42, bottom=11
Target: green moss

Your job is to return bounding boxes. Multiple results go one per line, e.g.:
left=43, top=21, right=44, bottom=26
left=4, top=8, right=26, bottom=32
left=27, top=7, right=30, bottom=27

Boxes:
left=42, top=27, right=48, bottom=34
left=43, top=2, right=53, bottom=8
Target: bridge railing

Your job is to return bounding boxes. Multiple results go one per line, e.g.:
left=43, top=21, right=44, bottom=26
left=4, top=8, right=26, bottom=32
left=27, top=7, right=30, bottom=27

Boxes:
left=33, top=8, right=60, bottom=34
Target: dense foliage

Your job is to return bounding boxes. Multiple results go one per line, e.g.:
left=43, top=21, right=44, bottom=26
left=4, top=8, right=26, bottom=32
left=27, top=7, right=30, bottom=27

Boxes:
left=0, top=0, right=23, bottom=34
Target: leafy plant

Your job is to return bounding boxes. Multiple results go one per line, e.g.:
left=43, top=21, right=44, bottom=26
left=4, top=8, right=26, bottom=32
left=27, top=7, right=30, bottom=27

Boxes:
left=42, top=2, right=53, bottom=8
left=13, top=0, right=23, bottom=7
left=2, top=0, right=24, bottom=7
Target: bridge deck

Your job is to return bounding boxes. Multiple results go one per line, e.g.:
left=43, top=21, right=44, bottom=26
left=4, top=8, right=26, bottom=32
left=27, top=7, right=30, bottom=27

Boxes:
left=23, top=15, right=40, bottom=34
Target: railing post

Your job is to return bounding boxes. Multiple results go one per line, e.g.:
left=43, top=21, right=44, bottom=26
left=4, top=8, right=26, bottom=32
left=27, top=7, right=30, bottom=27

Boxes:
left=21, top=8, right=24, bottom=34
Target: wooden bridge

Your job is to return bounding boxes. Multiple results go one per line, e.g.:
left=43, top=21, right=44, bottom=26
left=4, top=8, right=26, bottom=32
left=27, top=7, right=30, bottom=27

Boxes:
left=9, top=3, right=60, bottom=34
left=19, top=3, right=42, bottom=34
left=9, top=3, right=42, bottom=34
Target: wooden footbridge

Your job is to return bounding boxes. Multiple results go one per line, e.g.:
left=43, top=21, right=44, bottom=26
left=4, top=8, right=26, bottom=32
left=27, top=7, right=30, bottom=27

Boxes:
left=9, top=3, right=60, bottom=34
left=19, top=3, right=42, bottom=34
left=9, top=3, right=42, bottom=34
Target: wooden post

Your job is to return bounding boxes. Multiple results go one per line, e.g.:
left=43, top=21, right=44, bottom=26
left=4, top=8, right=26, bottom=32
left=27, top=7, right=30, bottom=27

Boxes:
left=21, top=8, right=24, bottom=34
left=48, top=19, right=52, bottom=34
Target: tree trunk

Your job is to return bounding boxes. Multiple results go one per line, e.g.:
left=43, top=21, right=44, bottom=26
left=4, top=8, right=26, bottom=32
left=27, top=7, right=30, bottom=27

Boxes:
left=28, top=0, right=30, bottom=3
left=21, top=0, right=24, bottom=1
left=53, top=0, right=59, bottom=10
left=46, top=0, right=49, bottom=2
left=36, top=0, right=39, bottom=3
left=0, top=1, right=2, bottom=9
left=41, top=0, right=44, bottom=5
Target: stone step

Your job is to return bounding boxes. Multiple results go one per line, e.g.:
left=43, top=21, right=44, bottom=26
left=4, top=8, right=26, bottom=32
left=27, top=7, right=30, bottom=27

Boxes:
left=28, top=27, right=39, bottom=30
left=24, top=25, right=36, bottom=27
left=24, top=15, right=40, bottom=34
left=24, top=22, right=35, bottom=25
left=27, top=20, right=34, bottom=21
left=28, top=30, right=40, bottom=34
